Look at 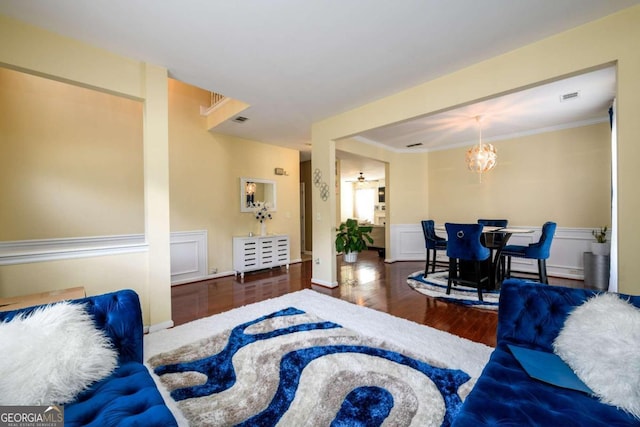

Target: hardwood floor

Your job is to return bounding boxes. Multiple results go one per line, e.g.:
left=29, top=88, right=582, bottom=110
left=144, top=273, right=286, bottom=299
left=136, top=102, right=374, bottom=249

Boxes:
left=171, top=250, right=584, bottom=347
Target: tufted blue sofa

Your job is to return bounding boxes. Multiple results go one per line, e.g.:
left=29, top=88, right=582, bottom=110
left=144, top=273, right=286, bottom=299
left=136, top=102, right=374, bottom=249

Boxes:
left=0, top=289, right=177, bottom=427
left=452, top=280, right=640, bottom=426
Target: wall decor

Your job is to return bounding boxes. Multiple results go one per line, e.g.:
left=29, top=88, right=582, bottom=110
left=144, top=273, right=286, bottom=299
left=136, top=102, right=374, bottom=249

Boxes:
left=313, top=168, right=322, bottom=187
left=320, top=182, right=330, bottom=201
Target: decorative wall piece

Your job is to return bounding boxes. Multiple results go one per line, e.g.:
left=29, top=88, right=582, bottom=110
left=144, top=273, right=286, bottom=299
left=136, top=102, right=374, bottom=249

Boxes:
left=320, top=183, right=330, bottom=201
left=313, top=168, right=329, bottom=201
left=313, top=168, right=322, bottom=187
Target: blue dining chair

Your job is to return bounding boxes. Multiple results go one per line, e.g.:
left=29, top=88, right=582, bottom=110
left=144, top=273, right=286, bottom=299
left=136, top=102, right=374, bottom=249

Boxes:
left=421, top=220, right=447, bottom=276
left=445, top=223, right=491, bottom=301
left=500, top=221, right=557, bottom=284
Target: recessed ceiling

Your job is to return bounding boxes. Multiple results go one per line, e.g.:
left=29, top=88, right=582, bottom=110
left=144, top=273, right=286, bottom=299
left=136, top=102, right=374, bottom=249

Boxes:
left=341, top=66, right=615, bottom=182
left=0, top=1, right=635, bottom=156
left=356, top=66, right=616, bottom=152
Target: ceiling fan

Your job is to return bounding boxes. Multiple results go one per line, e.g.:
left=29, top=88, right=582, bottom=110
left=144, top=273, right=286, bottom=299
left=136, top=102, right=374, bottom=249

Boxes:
left=345, top=172, right=367, bottom=183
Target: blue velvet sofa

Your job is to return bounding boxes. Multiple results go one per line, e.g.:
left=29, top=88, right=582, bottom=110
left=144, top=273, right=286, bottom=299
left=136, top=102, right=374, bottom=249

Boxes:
left=0, top=289, right=177, bottom=427
left=453, top=280, right=640, bottom=426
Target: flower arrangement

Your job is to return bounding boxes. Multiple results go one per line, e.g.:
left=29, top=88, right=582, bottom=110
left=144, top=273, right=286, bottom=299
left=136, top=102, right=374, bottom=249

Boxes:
left=590, top=226, right=610, bottom=256
left=254, top=202, right=272, bottom=223
left=592, top=226, right=608, bottom=243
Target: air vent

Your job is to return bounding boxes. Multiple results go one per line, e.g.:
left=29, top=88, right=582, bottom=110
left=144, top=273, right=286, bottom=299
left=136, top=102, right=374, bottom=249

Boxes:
left=560, top=91, right=580, bottom=102
left=232, top=116, right=249, bottom=123
left=406, top=142, right=423, bottom=148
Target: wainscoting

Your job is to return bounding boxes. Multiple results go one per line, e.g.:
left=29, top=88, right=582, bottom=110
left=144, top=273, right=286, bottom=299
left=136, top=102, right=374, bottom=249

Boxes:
left=0, top=232, right=207, bottom=286
left=0, top=226, right=596, bottom=283
left=389, top=224, right=598, bottom=280
left=170, top=230, right=208, bottom=285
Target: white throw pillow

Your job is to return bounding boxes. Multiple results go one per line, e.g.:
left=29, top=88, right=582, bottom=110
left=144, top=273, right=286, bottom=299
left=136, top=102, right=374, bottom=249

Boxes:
left=553, top=293, right=640, bottom=419
left=0, top=302, right=118, bottom=405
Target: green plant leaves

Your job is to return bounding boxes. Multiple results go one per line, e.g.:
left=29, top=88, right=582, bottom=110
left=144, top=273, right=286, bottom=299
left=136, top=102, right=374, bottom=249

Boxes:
left=335, top=218, right=375, bottom=254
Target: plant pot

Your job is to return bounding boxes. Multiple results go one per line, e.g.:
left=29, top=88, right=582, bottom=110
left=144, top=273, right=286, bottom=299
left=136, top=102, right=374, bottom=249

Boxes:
left=343, top=252, right=358, bottom=263
left=591, top=242, right=610, bottom=256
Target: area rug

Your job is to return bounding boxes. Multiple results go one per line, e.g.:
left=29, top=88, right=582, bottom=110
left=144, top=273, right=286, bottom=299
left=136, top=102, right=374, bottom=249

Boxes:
left=407, top=271, right=500, bottom=310
left=144, top=289, right=492, bottom=426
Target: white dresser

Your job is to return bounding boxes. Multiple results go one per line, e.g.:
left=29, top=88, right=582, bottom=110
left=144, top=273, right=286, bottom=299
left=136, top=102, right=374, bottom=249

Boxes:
left=233, top=234, right=290, bottom=278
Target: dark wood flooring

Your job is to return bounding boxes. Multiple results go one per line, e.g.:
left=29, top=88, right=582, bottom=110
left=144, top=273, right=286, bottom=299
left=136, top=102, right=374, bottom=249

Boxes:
left=171, top=250, right=584, bottom=347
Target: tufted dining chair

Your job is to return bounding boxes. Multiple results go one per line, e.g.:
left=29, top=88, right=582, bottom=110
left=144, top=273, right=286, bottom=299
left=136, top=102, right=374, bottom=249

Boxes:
left=499, top=221, right=557, bottom=284
left=445, top=223, right=491, bottom=301
left=421, top=220, right=447, bottom=276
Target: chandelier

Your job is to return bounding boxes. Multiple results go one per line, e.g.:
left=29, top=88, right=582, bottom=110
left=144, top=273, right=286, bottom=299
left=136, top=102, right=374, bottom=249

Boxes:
left=465, top=116, right=497, bottom=181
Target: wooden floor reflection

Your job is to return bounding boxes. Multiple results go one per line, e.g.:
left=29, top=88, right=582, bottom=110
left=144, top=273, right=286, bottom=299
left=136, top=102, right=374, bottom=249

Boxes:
left=171, top=250, right=583, bottom=347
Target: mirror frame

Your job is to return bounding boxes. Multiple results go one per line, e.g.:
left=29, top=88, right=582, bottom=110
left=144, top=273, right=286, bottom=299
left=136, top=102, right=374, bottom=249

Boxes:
left=240, top=177, right=277, bottom=212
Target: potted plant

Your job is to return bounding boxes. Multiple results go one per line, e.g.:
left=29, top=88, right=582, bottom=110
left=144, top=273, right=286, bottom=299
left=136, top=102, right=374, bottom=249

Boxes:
left=335, top=218, right=374, bottom=263
left=591, top=226, right=610, bottom=256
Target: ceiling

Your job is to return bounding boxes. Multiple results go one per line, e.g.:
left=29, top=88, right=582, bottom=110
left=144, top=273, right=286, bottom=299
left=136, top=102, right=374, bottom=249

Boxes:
left=0, top=1, right=633, bottom=173
left=356, top=66, right=616, bottom=152
left=341, top=65, right=616, bottom=182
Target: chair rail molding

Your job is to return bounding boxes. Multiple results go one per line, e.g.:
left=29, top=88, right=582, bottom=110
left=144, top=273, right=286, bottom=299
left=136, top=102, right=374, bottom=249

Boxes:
left=390, top=224, right=600, bottom=280
left=0, top=234, right=147, bottom=265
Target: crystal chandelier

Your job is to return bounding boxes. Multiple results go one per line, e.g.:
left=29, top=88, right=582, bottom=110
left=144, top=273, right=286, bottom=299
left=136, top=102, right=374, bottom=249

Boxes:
left=465, top=116, right=497, bottom=181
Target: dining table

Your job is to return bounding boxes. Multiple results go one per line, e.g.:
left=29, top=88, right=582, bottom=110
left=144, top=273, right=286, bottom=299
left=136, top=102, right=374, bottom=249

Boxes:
left=437, top=225, right=534, bottom=289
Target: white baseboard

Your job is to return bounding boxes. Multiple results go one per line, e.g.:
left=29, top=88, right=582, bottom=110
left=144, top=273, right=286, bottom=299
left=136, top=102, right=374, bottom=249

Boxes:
left=170, top=269, right=236, bottom=286
left=311, top=277, right=339, bottom=288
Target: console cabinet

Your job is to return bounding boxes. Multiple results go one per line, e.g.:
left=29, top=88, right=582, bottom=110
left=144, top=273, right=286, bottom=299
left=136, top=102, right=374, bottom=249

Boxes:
left=233, top=234, right=290, bottom=278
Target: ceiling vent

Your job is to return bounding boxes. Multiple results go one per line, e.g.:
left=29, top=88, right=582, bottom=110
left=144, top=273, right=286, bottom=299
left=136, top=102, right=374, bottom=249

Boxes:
left=232, top=116, right=249, bottom=123
left=559, top=91, right=580, bottom=102
left=406, top=142, right=423, bottom=148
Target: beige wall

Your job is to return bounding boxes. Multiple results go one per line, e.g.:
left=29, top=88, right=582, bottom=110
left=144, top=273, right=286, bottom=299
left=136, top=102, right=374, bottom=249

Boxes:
left=337, top=123, right=610, bottom=228
left=335, top=138, right=434, bottom=229
left=0, top=15, right=171, bottom=328
left=0, top=16, right=300, bottom=326
left=313, top=6, right=640, bottom=295
left=168, top=79, right=301, bottom=272
left=0, top=67, right=144, bottom=240
left=428, top=123, right=611, bottom=227
left=0, top=253, right=150, bottom=312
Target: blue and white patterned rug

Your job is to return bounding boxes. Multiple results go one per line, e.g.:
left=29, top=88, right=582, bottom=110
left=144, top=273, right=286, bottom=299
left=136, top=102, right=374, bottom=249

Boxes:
left=144, top=289, right=492, bottom=426
left=407, top=271, right=500, bottom=310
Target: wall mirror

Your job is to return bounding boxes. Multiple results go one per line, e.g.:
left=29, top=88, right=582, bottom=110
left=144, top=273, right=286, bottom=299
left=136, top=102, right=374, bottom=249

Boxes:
left=240, top=177, right=277, bottom=212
